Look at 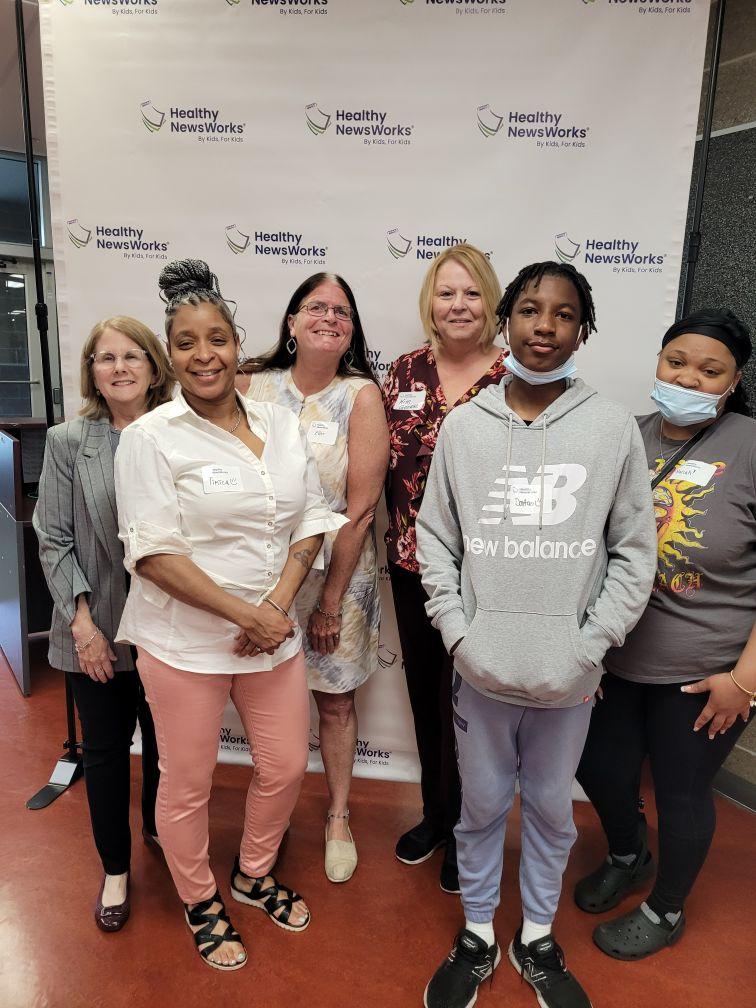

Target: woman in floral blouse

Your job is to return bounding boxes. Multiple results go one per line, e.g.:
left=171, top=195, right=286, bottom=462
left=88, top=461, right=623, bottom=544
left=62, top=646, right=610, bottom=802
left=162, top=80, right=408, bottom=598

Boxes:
left=383, top=243, right=508, bottom=893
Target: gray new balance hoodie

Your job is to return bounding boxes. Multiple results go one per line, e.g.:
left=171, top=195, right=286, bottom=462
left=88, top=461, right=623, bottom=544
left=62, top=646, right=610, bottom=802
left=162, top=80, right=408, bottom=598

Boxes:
left=415, top=377, right=656, bottom=708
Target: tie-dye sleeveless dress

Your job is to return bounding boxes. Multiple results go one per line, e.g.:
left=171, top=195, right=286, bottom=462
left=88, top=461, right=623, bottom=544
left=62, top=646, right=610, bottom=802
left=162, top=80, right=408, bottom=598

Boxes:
left=246, top=369, right=379, bottom=693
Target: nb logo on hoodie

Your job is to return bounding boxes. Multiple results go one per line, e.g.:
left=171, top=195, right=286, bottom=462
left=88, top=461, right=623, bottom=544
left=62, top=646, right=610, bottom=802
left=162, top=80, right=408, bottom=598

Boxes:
left=479, top=464, right=587, bottom=527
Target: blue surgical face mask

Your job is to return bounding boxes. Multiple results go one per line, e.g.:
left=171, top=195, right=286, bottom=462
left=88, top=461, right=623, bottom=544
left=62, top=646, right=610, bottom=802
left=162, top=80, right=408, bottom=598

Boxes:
left=505, top=351, right=577, bottom=385
left=650, top=378, right=732, bottom=426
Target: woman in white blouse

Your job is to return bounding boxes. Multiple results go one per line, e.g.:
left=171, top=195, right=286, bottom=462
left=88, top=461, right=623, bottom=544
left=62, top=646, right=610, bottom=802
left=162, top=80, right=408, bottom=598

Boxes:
left=114, top=259, right=346, bottom=972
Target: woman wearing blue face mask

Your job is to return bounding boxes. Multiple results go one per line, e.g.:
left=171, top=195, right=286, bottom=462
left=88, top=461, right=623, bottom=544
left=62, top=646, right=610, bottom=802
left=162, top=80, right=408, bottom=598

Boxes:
left=575, top=308, right=756, bottom=962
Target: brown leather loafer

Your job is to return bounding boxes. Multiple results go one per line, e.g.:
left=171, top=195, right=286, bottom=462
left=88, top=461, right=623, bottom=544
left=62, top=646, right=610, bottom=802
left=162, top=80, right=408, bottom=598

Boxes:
left=94, top=875, right=130, bottom=933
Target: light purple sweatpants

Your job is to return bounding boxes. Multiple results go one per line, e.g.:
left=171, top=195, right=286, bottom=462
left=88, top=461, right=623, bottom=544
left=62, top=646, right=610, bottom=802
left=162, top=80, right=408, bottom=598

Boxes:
left=453, top=671, right=592, bottom=925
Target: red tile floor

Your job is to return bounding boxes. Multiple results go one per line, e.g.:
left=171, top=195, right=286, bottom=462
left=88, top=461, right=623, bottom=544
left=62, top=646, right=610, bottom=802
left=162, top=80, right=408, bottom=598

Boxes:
left=2, top=644, right=754, bottom=1008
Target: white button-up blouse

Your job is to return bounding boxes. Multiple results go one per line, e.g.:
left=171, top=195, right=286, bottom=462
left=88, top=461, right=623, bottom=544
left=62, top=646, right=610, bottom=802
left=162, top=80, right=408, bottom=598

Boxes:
left=114, top=391, right=347, bottom=674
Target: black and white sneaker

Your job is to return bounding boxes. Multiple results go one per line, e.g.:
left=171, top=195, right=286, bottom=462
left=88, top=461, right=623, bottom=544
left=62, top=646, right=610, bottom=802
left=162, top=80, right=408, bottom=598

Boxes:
left=424, top=929, right=500, bottom=1008
left=508, top=926, right=592, bottom=1008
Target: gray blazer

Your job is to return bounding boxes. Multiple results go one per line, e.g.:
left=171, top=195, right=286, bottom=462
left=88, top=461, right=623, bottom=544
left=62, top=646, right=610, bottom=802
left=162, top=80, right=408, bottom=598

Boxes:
left=33, top=417, right=133, bottom=673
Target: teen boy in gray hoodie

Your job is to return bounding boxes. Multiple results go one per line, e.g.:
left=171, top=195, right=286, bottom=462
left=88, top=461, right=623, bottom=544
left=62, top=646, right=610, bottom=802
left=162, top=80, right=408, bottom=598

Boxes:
left=416, top=262, right=656, bottom=1008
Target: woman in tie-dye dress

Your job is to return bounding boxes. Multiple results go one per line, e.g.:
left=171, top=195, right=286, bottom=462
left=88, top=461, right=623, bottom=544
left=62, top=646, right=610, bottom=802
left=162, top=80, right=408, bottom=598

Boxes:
left=238, top=273, right=389, bottom=884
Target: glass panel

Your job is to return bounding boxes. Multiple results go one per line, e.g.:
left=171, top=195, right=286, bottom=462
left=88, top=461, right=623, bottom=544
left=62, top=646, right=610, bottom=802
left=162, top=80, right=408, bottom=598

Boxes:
left=0, top=271, right=31, bottom=417
left=0, top=157, right=32, bottom=246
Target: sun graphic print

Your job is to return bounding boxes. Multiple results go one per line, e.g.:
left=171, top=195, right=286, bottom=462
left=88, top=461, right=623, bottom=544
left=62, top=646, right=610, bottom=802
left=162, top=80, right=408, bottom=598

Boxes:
left=650, top=457, right=727, bottom=597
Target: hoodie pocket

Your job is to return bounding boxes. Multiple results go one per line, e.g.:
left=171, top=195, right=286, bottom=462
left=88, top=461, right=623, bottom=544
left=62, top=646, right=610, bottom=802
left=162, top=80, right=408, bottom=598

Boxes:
left=453, top=608, right=598, bottom=705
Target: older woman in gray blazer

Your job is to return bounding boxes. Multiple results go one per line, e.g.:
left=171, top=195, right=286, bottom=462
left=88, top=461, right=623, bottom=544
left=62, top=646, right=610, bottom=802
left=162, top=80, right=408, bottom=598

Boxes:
left=34, top=316, right=174, bottom=932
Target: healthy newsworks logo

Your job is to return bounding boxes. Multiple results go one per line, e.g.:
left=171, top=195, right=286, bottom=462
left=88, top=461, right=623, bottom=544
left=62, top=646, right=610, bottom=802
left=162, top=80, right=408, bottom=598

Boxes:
left=246, top=0, right=329, bottom=9
left=422, top=0, right=506, bottom=13
left=377, top=643, right=398, bottom=668
left=387, top=229, right=413, bottom=259
left=600, top=0, right=694, bottom=14
left=66, top=219, right=91, bottom=248
left=66, top=217, right=169, bottom=260
left=388, top=228, right=488, bottom=261
left=225, top=225, right=250, bottom=254
left=355, top=738, right=391, bottom=767
left=477, top=105, right=503, bottom=137
left=306, top=103, right=413, bottom=143
left=141, top=101, right=245, bottom=142
left=219, top=727, right=248, bottom=753
left=305, top=104, right=331, bottom=135
left=367, top=348, right=391, bottom=377
left=140, top=101, right=165, bottom=132
left=555, top=232, right=581, bottom=264
left=504, top=110, right=590, bottom=149
left=554, top=230, right=666, bottom=273
left=229, top=225, right=327, bottom=265
left=63, top=1, right=161, bottom=10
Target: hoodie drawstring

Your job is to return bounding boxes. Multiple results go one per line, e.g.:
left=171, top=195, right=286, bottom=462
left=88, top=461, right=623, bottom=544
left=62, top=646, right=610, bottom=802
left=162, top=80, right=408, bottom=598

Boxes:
left=539, top=416, right=547, bottom=531
left=502, top=411, right=514, bottom=518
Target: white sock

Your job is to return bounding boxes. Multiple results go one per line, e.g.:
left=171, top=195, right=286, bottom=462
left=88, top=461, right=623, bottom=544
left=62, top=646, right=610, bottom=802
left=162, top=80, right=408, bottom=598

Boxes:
left=521, top=918, right=551, bottom=945
left=465, top=920, right=495, bottom=947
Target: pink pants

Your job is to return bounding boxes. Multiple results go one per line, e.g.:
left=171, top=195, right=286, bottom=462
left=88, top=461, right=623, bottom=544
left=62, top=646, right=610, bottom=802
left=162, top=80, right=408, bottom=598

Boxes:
left=136, top=648, right=309, bottom=905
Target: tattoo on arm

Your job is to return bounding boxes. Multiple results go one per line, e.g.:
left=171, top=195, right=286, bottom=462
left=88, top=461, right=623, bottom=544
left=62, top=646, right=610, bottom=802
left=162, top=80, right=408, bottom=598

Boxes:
left=293, top=547, right=315, bottom=571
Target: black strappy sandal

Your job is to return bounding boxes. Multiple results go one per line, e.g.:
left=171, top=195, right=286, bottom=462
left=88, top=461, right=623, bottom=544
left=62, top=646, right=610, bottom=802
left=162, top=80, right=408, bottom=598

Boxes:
left=184, top=891, right=247, bottom=971
left=230, top=855, right=310, bottom=933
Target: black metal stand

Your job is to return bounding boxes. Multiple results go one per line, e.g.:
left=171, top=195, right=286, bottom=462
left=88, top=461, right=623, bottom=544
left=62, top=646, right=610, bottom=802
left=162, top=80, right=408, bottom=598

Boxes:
left=679, top=0, right=727, bottom=316
left=14, top=0, right=83, bottom=808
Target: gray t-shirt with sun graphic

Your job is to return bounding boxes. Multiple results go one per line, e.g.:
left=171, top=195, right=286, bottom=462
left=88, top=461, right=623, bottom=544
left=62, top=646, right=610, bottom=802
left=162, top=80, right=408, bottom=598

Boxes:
left=605, top=410, right=756, bottom=684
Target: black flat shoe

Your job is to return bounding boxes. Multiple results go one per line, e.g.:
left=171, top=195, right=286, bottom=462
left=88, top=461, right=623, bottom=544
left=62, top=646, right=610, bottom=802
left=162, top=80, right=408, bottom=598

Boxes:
left=94, top=874, right=130, bottom=933
left=396, top=820, right=446, bottom=865
left=593, top=903, right=685, bottom=961
left=574, top=840, right=654, bottom=914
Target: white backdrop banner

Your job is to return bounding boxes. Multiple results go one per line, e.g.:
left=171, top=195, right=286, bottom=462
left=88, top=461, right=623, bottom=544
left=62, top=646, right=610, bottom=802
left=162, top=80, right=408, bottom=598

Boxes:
left=39, top=0, right=709, bottom=781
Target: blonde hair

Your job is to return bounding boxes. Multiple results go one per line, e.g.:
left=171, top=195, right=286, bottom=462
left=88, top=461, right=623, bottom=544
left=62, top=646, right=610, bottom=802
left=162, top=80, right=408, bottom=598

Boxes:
left=79, top=316, right=175, bottom=420
left=418, top=243, right=502, bottom=350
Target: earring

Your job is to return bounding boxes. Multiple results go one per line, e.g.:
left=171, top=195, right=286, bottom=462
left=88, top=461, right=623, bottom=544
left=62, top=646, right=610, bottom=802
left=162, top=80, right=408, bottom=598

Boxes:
left=344, top=348, right=354, bottom=367
left=286, top=333, right=297, bottom=356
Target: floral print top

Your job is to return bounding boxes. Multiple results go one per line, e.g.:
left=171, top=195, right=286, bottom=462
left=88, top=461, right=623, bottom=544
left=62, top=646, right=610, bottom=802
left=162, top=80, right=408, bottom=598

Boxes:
left=382, top=344, right=508, bottom=572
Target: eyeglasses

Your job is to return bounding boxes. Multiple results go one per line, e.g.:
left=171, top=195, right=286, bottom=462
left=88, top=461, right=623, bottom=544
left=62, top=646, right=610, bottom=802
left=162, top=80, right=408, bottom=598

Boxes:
left=297, top=301, right=353, bottom=321
left=90, top=349, right=150, bottom=368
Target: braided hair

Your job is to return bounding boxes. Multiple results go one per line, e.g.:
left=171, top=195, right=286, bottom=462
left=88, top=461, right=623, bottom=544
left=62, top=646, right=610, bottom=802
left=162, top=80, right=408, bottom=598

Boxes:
left=158, top=259, right=241, bottom=343
left=496, top=261, right=597, bottom=339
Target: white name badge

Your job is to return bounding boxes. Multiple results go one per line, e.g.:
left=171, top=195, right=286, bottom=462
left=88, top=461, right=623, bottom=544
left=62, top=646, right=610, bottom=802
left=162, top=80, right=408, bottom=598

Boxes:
left=510, top=484, right=542, bottom=514
left=669, top=459, right=716, bottom=488
left=201, top=465, right=243, bottom=494
left=394, top=391, right=425, bottom=411
left=307, top=420, right=338, bottom=446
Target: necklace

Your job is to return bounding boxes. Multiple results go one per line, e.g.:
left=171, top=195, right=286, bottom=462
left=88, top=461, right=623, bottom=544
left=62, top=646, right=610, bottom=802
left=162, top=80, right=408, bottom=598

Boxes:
left=657, top=415, right=697, bottom=463
left=194, top=404, right=242, bottom=434
left=228, top=406, right=242, bottom=434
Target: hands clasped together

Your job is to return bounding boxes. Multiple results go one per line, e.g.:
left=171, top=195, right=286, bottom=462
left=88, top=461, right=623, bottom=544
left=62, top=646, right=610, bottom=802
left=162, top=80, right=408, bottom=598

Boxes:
left=233, top=599, right=296, bottom=658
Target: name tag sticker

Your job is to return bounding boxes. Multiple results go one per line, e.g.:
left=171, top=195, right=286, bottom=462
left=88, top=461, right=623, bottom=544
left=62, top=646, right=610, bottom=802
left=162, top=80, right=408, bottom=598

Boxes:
left=510, top=484, right=542, bottom=515
left=394, top=391, right=426, bottom=411
left=307, top=420, right=338, bottom=446
left=669, top=459, right=716, bottom=487
left=201, top=465, right=243, bottom=494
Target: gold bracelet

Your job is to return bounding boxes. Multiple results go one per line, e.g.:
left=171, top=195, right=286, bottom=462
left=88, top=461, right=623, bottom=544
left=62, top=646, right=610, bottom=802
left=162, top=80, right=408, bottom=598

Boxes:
left=729, top=670, right=756, bottom=703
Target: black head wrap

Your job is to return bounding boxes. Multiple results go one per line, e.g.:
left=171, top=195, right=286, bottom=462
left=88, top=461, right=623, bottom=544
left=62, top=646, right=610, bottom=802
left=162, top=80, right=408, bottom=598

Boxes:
left=662, top=309, right=752, bottom=370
